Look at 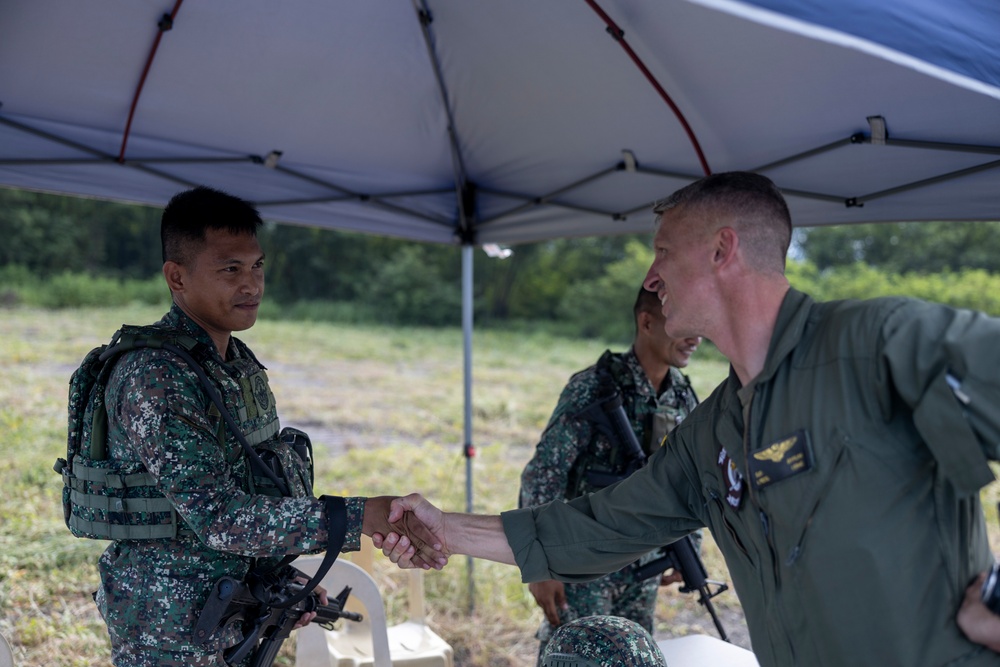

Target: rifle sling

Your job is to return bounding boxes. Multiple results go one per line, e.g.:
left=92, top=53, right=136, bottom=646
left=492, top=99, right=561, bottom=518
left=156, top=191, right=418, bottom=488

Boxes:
left=268, top=495, right=347, bottom=609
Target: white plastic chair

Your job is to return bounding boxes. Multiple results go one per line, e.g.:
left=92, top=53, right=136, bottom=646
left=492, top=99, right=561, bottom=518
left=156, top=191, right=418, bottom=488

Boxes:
left=657, top=634, right=759, bottom=667
left=295, top=555, right=453, bottom=667
left=0, top=631, right=14, bottom=667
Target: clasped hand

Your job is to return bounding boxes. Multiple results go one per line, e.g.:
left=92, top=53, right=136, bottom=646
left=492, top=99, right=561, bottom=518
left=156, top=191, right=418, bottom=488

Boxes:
left=368, top=493, right=448, bottom=569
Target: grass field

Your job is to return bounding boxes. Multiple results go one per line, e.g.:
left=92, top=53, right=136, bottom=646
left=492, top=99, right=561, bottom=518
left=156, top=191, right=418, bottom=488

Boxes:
left=0, top=305, right=737, bottom=666
left=2, top=306, right=997, bottom=666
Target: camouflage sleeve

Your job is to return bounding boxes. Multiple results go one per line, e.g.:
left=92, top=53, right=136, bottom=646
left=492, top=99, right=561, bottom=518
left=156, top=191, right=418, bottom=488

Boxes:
left=519, top=378, right=597, bottom=508
left=342, top=496, right=364, bottom=552
left=111, top=351, right=361, bottom=557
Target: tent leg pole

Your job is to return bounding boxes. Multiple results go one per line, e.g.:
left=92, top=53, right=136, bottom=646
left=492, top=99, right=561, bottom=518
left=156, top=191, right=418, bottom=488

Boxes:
left=462, top=243, right=475, bottom=615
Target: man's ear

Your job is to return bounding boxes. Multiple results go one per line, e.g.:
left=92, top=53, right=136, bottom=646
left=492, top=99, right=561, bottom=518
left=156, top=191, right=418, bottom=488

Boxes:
left=713, top=227, right=739, bottom=267
left=163, top=261, right=184, bottom=293
left=636, top=310, right=655, bottom=336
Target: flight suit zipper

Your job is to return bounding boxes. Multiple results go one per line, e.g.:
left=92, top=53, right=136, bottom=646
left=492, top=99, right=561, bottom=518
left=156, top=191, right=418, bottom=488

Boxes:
left=786, top=441, right=848, bottom=566
left=743, top=387, right=797, bottom=664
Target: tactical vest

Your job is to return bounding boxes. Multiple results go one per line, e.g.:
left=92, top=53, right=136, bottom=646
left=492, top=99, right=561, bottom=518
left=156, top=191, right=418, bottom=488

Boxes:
left=55, top=325, right=310, bottom=541
left=566, top=350, right=695, bottom=499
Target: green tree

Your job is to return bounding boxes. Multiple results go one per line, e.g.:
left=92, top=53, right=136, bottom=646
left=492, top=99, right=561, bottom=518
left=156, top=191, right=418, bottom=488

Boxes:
left=795, top=221, right=1000, bottom=273
left=477, top=235, right=649, bottom=324
left=557, top=239, right=654, bottom=342
left=366, top=244, right=461, bottom=326
left=0, top=189, right=160, bottom=278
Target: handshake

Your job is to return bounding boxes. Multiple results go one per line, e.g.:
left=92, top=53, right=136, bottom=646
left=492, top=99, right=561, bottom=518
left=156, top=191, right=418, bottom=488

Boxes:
left=361, top=493, right=515, bottom=570
left=361, top=493, right=449, bottom=569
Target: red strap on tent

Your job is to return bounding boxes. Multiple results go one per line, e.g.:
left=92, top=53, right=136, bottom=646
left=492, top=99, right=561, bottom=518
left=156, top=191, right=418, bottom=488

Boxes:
left=118, top=0, right=184, bottom=163
left=584, top=0, right=712, bottom=177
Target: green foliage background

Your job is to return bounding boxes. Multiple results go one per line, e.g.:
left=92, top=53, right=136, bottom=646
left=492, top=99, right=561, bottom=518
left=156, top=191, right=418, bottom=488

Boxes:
left=4, top=187, right=1000, bottom=337
left=0, top=188, right=658, bottom=337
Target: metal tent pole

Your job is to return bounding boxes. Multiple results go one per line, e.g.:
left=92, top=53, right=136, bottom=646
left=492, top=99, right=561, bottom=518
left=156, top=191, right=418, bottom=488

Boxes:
left=461, top=243, right=475, bottom=614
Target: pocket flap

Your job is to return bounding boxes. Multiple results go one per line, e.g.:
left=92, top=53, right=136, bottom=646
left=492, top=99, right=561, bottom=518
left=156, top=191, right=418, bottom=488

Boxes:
left=912, top=369, right=995, bottom=494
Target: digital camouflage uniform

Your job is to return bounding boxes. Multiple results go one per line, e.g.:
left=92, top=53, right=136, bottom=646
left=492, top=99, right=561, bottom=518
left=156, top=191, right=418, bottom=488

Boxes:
left=519, top=348, right=698, bottom=656
left=541, top=615, right=667, bottom=667
left=94, top=304, right=364, bottom=666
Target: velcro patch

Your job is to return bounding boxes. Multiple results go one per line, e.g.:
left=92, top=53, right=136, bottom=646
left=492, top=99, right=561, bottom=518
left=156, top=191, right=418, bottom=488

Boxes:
left=748, top=429, right=812, bottom=489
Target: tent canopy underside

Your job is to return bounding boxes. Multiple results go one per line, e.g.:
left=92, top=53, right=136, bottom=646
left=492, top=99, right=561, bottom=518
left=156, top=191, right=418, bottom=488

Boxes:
left=0, top=0, right=998, bottom=245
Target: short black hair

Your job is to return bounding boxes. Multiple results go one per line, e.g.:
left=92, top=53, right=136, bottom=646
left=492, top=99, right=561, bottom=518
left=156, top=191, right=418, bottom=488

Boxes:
left=161, top=186, right=263, bottom=264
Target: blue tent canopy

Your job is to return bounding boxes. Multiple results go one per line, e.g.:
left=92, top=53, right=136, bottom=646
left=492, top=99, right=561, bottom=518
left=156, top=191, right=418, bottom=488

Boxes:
left=737, top=0, right=1000, bottom=91
left=1, top=0, right=998, bottom=246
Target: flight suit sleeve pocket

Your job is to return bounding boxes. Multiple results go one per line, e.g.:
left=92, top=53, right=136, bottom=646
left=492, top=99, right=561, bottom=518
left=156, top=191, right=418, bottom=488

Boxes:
left=958, top=372, right=1000, bottom=461
left=911, top=369, right=995, bottom=494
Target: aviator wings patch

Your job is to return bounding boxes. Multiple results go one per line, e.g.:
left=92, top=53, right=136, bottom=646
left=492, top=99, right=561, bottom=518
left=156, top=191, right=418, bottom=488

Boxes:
left=753, top=437, right=797, bottom=463
left=748, top=429, right=813, bottom=489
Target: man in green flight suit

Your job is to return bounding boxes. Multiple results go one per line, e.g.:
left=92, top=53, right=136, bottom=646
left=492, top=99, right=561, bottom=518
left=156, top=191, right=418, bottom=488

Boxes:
left=90, top=186, right=442, bottom=667
left=519, top=287, right=700, bottom=662
left=376, top=171, right=1000, bottom=666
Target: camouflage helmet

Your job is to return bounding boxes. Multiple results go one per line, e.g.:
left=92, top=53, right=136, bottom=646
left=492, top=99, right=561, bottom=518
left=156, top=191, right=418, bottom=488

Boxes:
left=541, top=615, right=667, bottom=667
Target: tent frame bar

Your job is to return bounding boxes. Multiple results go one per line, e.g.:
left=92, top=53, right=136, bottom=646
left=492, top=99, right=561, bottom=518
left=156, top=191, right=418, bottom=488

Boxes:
left=5, top=111, right=1000, bottom=226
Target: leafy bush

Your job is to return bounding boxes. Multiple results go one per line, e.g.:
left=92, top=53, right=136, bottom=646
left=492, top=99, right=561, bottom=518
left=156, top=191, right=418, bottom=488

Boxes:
left=557, top=240, right=654, bottom=343
left=365, top=245, right=462, bottom=326
left=4, top=259, right=999, bottom=331
left=0, top=271, right=169, bottom=309
left=787, top=260, right=1000, bottom=316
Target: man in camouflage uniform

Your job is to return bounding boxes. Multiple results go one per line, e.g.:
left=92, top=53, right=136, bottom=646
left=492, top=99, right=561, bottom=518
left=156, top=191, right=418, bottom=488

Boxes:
left=92, top=187, right=441, bottom=667
left=519, top=287, right=700, bottom=662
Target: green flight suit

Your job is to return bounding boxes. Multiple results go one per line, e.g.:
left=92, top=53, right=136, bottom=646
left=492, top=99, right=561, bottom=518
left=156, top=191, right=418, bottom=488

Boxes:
left=503, top=289, right=1000, bottom=667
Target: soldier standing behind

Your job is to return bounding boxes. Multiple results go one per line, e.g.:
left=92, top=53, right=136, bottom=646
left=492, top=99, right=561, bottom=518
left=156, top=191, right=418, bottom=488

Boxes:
left=519, top=287, right=701, bottom=663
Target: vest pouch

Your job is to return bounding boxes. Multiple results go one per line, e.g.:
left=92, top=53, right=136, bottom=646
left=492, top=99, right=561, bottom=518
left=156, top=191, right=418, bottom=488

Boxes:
left=251, top=427, right=314, bottom=499
left=60, top=456, right=181, bottom=540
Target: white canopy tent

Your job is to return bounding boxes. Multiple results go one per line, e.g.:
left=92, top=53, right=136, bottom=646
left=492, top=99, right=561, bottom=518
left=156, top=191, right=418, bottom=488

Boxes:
left=2, top=0, right=999, bottom=605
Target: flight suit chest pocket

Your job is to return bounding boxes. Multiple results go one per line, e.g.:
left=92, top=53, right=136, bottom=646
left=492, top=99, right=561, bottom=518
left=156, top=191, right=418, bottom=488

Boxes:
left=747, top=429, right=814, bottom=491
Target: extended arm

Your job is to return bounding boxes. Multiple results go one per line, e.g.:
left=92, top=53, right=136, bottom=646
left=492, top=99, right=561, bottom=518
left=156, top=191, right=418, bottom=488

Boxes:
left=110, top=353, right=342, bottom=555
left=376, top=445, right=704, bottom=578
left=112, top=352, right=446, bottom=567
left=375, top=493, right=515, bottom=565
left=519, top=381, right=596, bottom=621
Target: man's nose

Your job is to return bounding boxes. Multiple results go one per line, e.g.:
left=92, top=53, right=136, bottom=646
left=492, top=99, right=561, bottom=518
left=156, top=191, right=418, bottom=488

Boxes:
left=242, top=272, right=263, bottom=295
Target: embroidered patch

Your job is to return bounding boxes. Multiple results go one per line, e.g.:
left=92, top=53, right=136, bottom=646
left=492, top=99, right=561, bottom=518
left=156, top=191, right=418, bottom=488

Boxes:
left=717, top=447, right=744, bottom=508
left=748, top=429, right=813, bottom=489
left=252, top=373, right=271, bottom=412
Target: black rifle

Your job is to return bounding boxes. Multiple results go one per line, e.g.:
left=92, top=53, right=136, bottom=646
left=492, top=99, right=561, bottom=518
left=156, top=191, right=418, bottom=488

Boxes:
left=576, top=379, right=730, bottom=641
left=194, top=567, right=363, bottom=667
left=633, top=536, right=730, bottom=641
left=576, top=386, right=647, bottom=489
